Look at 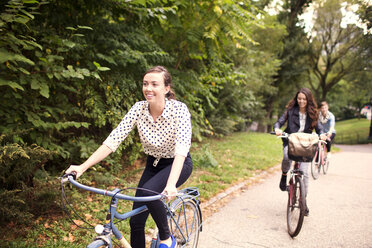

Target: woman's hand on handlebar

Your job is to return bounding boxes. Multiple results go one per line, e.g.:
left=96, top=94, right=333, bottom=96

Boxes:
left=320, top=134, right=327, bottom=141
left=274, top=128, right=283, bottom=136
left=65, top=165, right=86, bottom=179
left=162, top=184, right=178, bottom=201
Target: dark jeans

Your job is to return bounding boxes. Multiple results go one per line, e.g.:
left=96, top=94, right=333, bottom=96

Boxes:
left=129, top=153, right=193, bottom=248
left=326, top=133, right=336, bottom=152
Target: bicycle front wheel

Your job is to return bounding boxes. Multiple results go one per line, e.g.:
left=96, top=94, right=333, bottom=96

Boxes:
left=287, top=176, right=306, bottom=237
left=168, top=198, right=201, bottom=248
left=311, top=150, right=321, bottom=180
left=86, top=239, right=107, bottom=248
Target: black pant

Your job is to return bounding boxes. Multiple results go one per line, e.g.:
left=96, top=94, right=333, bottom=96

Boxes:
left=129, top=153, right=193, bottom=248
left=326, top=133, right=336, bottom=152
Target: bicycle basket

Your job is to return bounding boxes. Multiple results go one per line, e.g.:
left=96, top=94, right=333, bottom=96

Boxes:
left=288, top=133, right=319, bottom=162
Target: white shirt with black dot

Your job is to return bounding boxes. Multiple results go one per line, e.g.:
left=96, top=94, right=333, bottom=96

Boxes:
left=103, top=99, right=192, bottom=165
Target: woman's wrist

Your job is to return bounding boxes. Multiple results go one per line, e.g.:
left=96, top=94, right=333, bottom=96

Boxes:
left=166, top=180, right=177, bottom=188
left=79, top=163, right=91, bottom=173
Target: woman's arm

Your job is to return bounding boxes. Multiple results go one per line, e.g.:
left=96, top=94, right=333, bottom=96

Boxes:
left=328, top=113, right=336, bottom=135
left=274, top=111, right=287, bottom=136
left=163, top=154, right=186, bottom=198
left=164, top=102, right=191, bottom=198
left=65, top=144, right=112, bottom=178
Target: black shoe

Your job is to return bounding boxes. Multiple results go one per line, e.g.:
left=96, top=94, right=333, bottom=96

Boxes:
left=304, top=206, right=309, bottom=216
left=279, top=174, right=287, bottom=191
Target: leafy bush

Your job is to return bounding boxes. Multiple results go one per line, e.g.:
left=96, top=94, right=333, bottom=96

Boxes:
left=192, top=144, right=218, bottom=168
left=0, top=0, right=281, bottom=234
left=0, top=133, right=56, bottom=223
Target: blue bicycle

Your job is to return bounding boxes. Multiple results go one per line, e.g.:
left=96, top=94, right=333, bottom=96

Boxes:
left=61, top=173, right=202, bottom=248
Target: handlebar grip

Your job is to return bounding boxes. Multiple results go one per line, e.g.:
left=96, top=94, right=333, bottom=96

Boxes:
left=70, top=172, right=77, bottom=180
left=64, top=171, right=77, bottom=180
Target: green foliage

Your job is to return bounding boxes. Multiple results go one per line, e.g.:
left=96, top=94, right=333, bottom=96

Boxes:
left=1, top=0, right=279, bottom=168
left=307, top=0, right=369, bottom=101
left=191, top=144, right=218, bottom=168
left=264, top=0, right=312, bottom=128
left=0, top=188, right=34, bottom=224
left=0, top=133, right=56, bottom=224
left=0, top=0, right=286, bottom=243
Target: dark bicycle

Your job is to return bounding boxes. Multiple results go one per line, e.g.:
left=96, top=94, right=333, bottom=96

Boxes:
left=272, top=132, right=307, bottom=237
left=61, top=173, right=202, bottom=248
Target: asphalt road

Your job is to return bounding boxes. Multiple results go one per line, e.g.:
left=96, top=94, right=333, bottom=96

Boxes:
left=198, top=144, right=372, bottom=248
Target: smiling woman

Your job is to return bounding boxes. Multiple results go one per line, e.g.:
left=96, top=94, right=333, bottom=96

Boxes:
left=142, top=66, right=176, bottom=122
left=65, top=66, right=193, bottom=248
left=273, top=87, right=326, bottom=216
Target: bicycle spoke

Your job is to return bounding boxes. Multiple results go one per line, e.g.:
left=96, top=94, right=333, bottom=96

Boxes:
left=168, top=199, right=200, bottom=248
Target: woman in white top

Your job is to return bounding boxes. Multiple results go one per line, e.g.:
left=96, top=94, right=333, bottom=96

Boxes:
left=274, top=88, right=325, bottom=216
left=65, top=66, right=192, bottom=248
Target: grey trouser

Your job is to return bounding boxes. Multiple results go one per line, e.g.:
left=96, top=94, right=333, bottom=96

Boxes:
left=281, top=145, right=310, bottom=196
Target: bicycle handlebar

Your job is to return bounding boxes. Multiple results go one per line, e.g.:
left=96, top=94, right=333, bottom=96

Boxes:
left=270, top=131, right=327, bottom=143
left=270, top=131, right=288, bottom=138
left=62, top=174, right=164, bottom=202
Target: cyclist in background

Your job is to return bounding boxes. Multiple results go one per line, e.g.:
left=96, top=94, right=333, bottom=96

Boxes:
left=318, top=101, right=336, bottom=158
left=274, top=88, right=325, bottom=216
left=65, top=66, right=192, bottom=248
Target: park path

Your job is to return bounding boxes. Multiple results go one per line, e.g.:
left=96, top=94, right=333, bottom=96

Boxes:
left=198, top=144, right=372, bottom=248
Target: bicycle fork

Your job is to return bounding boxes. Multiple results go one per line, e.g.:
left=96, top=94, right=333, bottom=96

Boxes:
left=288, top=170, right=303, bottom=207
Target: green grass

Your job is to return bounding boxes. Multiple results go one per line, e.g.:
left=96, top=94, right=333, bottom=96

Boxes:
left=334, top=118, right=372, bottom=144
left=4, top=132, right=283, bottom=247
left=185, top=132, right=283, bottom=200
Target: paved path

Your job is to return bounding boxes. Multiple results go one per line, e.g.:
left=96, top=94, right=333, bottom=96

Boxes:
left=198, top=144, right=372, bottom=248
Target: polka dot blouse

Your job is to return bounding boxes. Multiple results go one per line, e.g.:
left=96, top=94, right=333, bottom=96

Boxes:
left=103, top=99, right=192, bottom=165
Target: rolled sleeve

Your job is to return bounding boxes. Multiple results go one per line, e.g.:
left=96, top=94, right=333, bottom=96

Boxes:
left=174, top=103, right=192, bottom=157
left=103, top=102, right=141, bottom=152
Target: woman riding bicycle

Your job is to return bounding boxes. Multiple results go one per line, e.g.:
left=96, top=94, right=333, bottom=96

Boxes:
left=274, top=88, right=326, bottom=216
left=65, top=66, right=192, bottom=248
left=318, top=101, right=336, bottom=156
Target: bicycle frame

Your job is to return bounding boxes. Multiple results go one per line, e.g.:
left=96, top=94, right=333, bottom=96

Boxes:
left=63, top=175, right=202, bottom=248
left=288, top=162, right=302, bottom=204
left=66, top=175, right=162, bottom=247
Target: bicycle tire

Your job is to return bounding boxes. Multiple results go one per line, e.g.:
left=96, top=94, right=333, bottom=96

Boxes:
left=323, top=157, right=329, bottom=174
left=311, top=150, right=321, bottom=180
left=168, top=198, right=201, bottom=248
left=287, top=176, right=306, bottom=237
left=86, top=239, right=107, bottom=248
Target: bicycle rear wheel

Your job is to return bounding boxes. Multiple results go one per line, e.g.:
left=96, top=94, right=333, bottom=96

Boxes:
left=311, top=150, right=321, bottom=180
left=323, top=157, right=329, bottom=174
left=168, top=198, right=201, bottom=248
left=287, top=176, right=306, bottom=237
